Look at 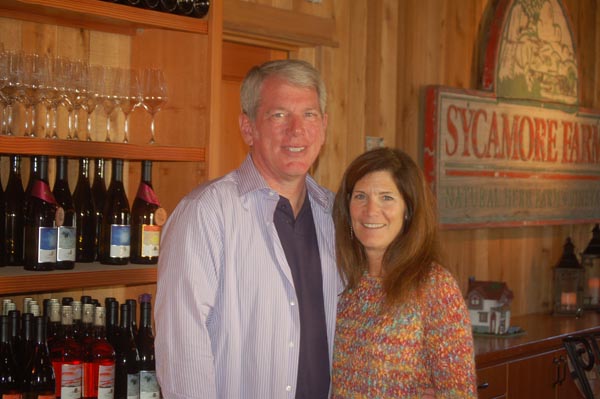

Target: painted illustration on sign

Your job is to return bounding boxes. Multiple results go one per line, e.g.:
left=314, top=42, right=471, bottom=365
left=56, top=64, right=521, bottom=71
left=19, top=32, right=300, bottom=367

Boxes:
left=423, top=0, right=599, bottom=228
left=497, top=0, right=578, bottom=105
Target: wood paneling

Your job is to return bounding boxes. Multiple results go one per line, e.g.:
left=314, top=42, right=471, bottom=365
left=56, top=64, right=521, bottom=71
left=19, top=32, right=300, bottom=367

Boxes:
left=223, top=0, right=600, bottom=317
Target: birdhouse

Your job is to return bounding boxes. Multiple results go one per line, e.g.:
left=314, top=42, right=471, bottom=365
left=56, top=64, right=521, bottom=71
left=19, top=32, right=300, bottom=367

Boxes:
left=467, top=278, right=513, bottom=335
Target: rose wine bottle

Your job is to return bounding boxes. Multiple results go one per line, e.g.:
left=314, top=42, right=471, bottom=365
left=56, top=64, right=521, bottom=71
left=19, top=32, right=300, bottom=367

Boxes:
left=72, top=158, right=95, bottom=263
left=130, top=161, right=165, bottom=264
left=49, top=306, right=83, bottom=399
left=53, top=157, right=76, bottom=270
left=24, top=156, right=59, bottom=272
left=4, top=155, right=24, bottom=266
left=82, top=307, right=115, bottom=399
left=99, top=159, right=130, bottom=265
left=23, top=316, right=56, bottom=399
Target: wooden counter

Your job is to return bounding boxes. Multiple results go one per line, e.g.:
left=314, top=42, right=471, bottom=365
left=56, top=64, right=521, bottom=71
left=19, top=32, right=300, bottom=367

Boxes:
left=474, top=312, right=600, bottom=399
left=475, top=311, right=600, bottom=368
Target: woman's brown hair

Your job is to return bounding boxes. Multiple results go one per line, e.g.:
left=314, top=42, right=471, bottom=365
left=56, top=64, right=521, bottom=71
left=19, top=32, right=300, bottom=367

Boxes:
left=333, top=147, right=441, bottom=305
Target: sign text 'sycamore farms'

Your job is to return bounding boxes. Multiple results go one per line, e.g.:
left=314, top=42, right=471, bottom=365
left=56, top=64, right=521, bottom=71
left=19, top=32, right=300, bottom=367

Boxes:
left=424, top=86, right=600, bottom=228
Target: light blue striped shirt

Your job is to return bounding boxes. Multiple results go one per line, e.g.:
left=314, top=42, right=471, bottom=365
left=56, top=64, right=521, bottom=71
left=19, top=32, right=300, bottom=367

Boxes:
left=155, top=155, right=341, bottom=399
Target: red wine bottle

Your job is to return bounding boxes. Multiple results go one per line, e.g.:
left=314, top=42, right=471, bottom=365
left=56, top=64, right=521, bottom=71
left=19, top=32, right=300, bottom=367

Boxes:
left=49, top=305, right=83, bottom=399
left=82, top=306, right=115, bottom=399
left=23, top=316, right=56, bottom=399
left=114, top=304, right=139, bottom=399
left=24, top=156, right=59, bottom=272
left=0, top=315, right=22, bottom=397
left=91, top=159, right=106, bottom=261
left=99, top=159, right=130, bottom=265
left=72, top=158, right=96, bottom=263
left=4, top=155, right=25, bottom=266
left=137, top=299, right=160, bottom=399
left=53, top=157, right=76, bottom=270
left=130, top=161, right=165, bottom=264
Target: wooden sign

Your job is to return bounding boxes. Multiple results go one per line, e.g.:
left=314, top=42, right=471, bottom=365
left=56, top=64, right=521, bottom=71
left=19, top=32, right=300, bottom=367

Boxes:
left=423, top=0, right=600, bottom=228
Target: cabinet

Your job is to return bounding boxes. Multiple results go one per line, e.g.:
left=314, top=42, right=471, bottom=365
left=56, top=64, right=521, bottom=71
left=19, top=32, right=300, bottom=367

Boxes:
left=0, top=0, right=222, bottom=302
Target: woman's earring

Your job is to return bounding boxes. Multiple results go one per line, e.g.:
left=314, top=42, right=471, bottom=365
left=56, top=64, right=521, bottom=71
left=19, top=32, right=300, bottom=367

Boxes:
left=350, top=226, right=354, bottom=240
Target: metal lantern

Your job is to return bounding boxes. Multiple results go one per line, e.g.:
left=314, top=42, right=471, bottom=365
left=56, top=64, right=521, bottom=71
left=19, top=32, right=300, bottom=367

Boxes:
left=553, top=237, right=585, bottom=316
left=581, top=224, right=600, bottom=311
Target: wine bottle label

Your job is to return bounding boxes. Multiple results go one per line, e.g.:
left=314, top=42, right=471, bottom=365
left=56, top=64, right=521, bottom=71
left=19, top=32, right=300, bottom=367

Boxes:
left=1, top=395, right=22, bottom=399
left=37, top=395, right=55, bottom=399
left=140, top=370, right=161, bottom=398
left=141, top=224, right=161, bottom=257
left=32, top=179, right=58, bottom=204
left=110, top=224, right=131, bottom=258
left=60, top=363, right=83, bottom=399
left=38, top=227, right=58, bottom=263
left=136, top=182, right=161, bottom=206
left=98, top=364, right=115, bottom=399
left=127, top=372, right=141, bottom=399
left=57, top=226, right=76, bottom=261
left=154, top=207, right=168, bottom=226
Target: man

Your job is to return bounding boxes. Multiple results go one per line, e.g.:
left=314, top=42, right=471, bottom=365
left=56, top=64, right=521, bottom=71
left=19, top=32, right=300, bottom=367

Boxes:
left=155, top=59, right=340, bottom=398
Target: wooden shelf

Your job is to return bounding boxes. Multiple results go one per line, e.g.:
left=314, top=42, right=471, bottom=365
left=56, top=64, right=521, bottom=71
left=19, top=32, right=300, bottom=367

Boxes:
left=0, top=0, right=208, bottom=35
left=0, top=263, right=157, bottom=295
left=0, top=136, right=205, bottom=161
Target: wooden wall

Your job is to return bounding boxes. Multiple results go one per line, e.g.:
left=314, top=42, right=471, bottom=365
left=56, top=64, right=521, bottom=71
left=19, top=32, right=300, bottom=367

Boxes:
left=230, top=0, right=600, bottom=316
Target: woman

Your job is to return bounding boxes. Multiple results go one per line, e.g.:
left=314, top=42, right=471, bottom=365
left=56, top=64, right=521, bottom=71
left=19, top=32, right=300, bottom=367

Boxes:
left=331, top=147, right=477, bottom=398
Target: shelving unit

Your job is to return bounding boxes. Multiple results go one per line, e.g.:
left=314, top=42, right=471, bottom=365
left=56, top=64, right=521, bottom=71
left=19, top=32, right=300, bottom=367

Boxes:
left=0, top=0, right=221, bottom=301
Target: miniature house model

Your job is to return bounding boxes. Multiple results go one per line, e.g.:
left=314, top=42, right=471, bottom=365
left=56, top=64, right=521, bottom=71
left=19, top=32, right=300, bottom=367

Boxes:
left=467, top=279, right=514, bottom=335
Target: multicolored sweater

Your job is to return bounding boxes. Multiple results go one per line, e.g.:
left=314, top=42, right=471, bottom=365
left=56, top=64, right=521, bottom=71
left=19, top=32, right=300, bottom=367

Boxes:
left=331, top=264, right=477, bottom=398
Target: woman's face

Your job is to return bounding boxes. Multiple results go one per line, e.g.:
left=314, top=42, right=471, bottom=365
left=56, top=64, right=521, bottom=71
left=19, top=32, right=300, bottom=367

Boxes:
left=349, top=170, right=406, bottom=266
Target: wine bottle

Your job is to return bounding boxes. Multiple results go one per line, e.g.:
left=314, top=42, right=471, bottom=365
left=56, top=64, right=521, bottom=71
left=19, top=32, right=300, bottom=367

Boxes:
left=49, top=305, right=83, bottom=399
left=21, top=313, right=35, bottom=375
left=104, top=300, right=119, bottom=352
left=91, top=159, right=106, bottom=261
left=140, top=0, right=160, bottom=10
left=53, top=157, right=76, bottom=270
left=125, top=299, right=137, bottom=337
left=45, top=302, right=61, bottom=350
left=114, top=304, right=139, bottom=399
left=130, top=161, right=165, bottom=265
left=99, top=159, right=130, bottom=265
left=82, top=306, right=115, bottom=399
left=23, top=316, right=56, bottom=399
left=24, top=156, right=59, bottom=272
left=175, top=0, right=193, bottom=16
left=0, top=164, right=5, bottom=267
left=23, top=157, right=41, bottom=215
left=136, top=300, right=159, bottom=399
left=0, top=315, right=21, bottom=397
left=70, top=301, right=82, bottom=341
left=158, top=0, right=177, bottom=12
left=190, top=0, right=209, bottom=18
left=72, top=158, right=96, bottom=263
left=4, top=155, right=25, bottom=266
left=7, top=310, right=23, bottom=391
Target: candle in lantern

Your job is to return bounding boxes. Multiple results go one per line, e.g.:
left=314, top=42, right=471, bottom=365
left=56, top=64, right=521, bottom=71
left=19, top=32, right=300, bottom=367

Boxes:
left=561, top=291, right=577, bottom=310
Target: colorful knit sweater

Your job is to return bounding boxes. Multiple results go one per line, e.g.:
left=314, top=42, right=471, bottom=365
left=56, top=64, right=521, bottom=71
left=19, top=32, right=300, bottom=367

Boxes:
left=331, top=264, right=477, bottom=398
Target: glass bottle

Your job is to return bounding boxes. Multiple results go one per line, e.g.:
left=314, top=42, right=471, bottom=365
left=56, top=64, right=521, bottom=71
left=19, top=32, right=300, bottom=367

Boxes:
left=82, top=306, right=115, bottom=399
left=24, top=156, right=58, bottom=271
left=22, top=316, right=55, bottom=399
left=49, top=305, right=83, bottom=399
left=99, top=159, right=130, bottom=265
left=0, top=164, right=4, bottom=267
left=53, top=157, right=76, bottom=270
left=104, top=301, right=119, bottom=352
left=72, top=158, right=95, bottom=263
left=4, top=155, right=25, bottom=266
left=136, top=300, right=159, bottom=399
left=0, top=315, right=21, bottom=397
left=7, top=310, right=23, bottom=391
left=114, top=303, right=139, bottom=399
left=91, top=159, right=106, bottom=261
left=125, top=300, right=137, bottom=338
left=130, top=161, right=164, bottom=265
left=21, top=313, right=36, bottom=376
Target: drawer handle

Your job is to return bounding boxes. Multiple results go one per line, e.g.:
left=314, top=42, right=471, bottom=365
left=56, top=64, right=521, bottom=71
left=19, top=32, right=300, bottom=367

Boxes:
left=477, top=382, right=489, bottom=390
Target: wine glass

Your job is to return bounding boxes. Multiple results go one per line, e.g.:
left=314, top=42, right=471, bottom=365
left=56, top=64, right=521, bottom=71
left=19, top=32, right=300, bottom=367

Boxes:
left=116, top=68, right=141, bottom=143
left=99, top=66, right=119, bottom=142
left=140, top=68, right=167, bottom=144
left=84, top=64, right=103, bottom=141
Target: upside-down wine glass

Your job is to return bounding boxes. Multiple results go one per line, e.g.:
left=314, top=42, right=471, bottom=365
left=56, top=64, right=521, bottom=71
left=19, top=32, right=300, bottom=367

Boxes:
left=116, top=67, right=141, bottom=143
left=141, top=68, right=167, bottom=144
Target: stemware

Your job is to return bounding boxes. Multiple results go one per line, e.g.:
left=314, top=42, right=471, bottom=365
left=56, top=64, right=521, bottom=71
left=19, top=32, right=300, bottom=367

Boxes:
left=99, top=66, right=120, bottom=142
left=116, top=68, right=142, bottom=143
left=3, top=51, right=25, bottom=136
left=140, top=68, right=167, bottom=144
left=84, top=64, right=103, bottom=141
left=0, top=48, right=9, bottom=135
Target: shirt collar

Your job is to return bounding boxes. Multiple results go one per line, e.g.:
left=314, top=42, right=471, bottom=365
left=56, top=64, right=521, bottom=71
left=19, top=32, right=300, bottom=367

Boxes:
left=235, top=154, right=332, bottom=212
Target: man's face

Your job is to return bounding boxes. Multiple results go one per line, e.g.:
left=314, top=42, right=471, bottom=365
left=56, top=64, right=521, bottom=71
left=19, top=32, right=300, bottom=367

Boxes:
left=240, top=76, right=327, bottom=187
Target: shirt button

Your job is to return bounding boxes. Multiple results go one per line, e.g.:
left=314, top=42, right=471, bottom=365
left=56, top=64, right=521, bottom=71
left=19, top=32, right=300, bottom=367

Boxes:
left=286, top=385, right=292, bottom=392
left=289, top=341, right=294, bottom=348
left=290, top=301, right=296, bottom=306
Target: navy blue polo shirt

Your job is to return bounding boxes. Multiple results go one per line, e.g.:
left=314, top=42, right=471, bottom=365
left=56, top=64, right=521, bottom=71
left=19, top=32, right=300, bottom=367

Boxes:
left=274, top=194, right=330, bottom=399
